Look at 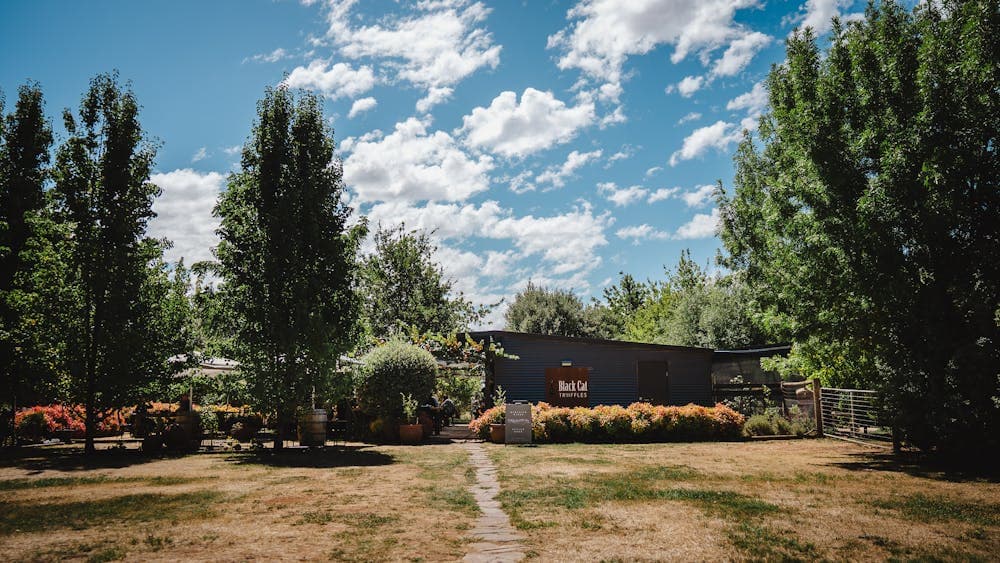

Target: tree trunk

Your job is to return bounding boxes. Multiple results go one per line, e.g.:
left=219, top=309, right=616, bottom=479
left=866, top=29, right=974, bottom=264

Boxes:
left=273, top=408, right=285, bottom=451
left=84, top=295, right=101, bottom=455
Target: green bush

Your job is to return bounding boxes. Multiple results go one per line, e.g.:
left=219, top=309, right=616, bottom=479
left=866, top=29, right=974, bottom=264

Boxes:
left=356, top=340, right=438, bottom=420
left=743, top=411, right=812, bottom=437
left=744, top=414, right=778, bottom=436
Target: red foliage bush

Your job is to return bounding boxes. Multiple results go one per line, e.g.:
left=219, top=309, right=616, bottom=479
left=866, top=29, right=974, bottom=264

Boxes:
left=469, top=402, right=745, bottom=443
left=15, top=404, right=128, bottom=439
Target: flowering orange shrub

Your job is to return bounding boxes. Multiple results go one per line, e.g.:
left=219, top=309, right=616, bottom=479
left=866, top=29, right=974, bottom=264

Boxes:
left=469, top=402, right=746, bottom=443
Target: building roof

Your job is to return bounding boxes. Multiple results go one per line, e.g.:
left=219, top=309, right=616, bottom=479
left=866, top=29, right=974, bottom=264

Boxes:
left=713, top=345, right=791, bottom=356
left=466, top=330, right=713, bottom=353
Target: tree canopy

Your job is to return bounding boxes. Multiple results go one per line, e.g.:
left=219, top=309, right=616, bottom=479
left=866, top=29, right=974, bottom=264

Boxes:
left=53, top=73, right=189, bottom=452
left=215, top=86, right=364, bottom=447
left=358, top=224, right=479, bottom=338
left=719, top=0, right=1000, bottom=453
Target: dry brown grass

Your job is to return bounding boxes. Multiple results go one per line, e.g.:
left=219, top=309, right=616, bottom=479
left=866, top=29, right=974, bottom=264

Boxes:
left=2, top=439, right=997, bottom=561
left=486, top=439, right=1000, bottom=562
left=0, top=443, right=477, bottom=562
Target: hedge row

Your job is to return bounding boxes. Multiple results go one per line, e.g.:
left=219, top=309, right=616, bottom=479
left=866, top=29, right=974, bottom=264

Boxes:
left=469, top=402, right=745, bottom=443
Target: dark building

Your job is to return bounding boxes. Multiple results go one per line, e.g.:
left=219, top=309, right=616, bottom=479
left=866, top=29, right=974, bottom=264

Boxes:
left=468, top=331, right=715, bottom=408
left=711, top=345, right=792, bottom=385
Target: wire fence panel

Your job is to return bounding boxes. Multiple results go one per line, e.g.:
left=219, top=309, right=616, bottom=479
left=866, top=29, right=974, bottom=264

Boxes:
left=819, top=387, right=892, bottom=444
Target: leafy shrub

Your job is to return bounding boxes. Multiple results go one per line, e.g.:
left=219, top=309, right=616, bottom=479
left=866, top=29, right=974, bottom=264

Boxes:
left=742, top=410, right=812, bottom=437
left=356, top=340, right=438, bottom=421
left=199, top=409, right=220, bottom=435
left=469, top=402, right=745, bottom=443
left=468, top=404, right=505, bottom=440
left=744, top=414, right=779, bottom=436
left=14, top=405, right=127, bottom=440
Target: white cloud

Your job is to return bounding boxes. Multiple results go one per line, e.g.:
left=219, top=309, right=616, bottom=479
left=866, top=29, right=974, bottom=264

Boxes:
left=344, top=117, right=493, bottom=202
left=645, top=166, right=663, bottom=177
left=365, top=199, right=611, bottom=277
left=598, top=182, right=648, bottom=207
left=727, top=81, right=768, bottom=115
left=598, top=81, right=623, bottom=103
left=647, top=187, right=679, bottom=203
left=416, top=87, right=454, bottom=113
left=616, top=224, right=669, bottom=242
left=599, top=105, right=627, bottom=128
left=283, top=60, right=376, bottom=100
left=460, top=88, right=595, bottom=158
left=669, top=120, right=741, bottom=166
left=505, top=170, right=536, bottom=194
left=491, top=203, right=611, bottom=275
left=709, top=31, right=771, bottom=77
left=191, top=147, right=209, bottom=163
left=244, top=48, right=290, bottom=64
left=548, top=0, right=768, bottom=84
left=680, top=184, right=716, bottom=207
left=348, top=96, right=378, bottom=118
left=536, top=149, right=603, bottom=188
left=321, top=0, right=501, bottom=92
left=222, top=145, right=241, bottom=156
left=482, top=250, right=518, bottom=278
left=677, top=112, right=701, bottom=125
left=676, top=75, right=704, bottom=97
left=606, top=144, right=637, bottom=166
left=149, top=169, right=226, bottom=265
left=791, top=0, right=858, bottom=35
left=365, top=200, right=505, bottom=240
left=674, top=208, right=720, bottom=239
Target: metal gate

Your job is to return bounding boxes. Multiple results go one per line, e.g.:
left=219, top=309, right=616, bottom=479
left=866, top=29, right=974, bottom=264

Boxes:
left=819, top=387, right=892, bottom=445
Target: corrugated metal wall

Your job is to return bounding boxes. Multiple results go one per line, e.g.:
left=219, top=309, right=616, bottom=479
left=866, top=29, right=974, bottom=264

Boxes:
left=490, top=333, right=713, bottom=407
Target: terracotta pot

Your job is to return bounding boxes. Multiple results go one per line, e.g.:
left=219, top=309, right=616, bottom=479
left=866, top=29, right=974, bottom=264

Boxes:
left=399, top=424, right=424, bottom=445
left=489, top=423, right=505, bottom=443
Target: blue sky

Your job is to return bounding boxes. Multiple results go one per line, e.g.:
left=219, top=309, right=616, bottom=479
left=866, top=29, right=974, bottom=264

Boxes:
left=0, top=0, right=864, bottom=328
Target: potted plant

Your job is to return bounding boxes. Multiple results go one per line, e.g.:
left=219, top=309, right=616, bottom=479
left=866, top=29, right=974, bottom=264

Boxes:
left=399, top=393, right=423, bottom=445
left=489, top=386, right=507, bottom=443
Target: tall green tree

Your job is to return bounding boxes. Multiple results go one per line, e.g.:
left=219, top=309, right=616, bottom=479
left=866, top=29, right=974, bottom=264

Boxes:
left=215, top=86, right=363, bottom=448
left=53, top=73, right=184, bottom=453
left=601, top=272, right=652, bottom=338
left=505, top=282, right=610, bottom=338
left=0, top=82, right=53, bottom=443
left=719, top=1, right=1000, bottom=453
left=359, top=224, right=479, bottom=338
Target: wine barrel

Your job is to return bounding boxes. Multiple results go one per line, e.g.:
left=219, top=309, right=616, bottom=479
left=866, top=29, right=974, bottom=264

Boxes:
left=299, top=409, right=328, bottom=447
left=172, top=411, right=201, bottom=450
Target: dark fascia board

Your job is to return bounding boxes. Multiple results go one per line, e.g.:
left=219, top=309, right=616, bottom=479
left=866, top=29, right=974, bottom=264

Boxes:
left=465, top=330, right=714, bottom=353
left=713, top=345, right=792, bottom=356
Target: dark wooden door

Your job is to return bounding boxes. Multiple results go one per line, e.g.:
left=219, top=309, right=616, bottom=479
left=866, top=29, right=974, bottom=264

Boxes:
left=636, top=361, right=669, bottom=405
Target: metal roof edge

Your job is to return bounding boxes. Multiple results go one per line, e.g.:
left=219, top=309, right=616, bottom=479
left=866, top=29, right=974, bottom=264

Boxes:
left=464, top=330, right=714, bottom=353
left=713, top=345, right=792, bottom=355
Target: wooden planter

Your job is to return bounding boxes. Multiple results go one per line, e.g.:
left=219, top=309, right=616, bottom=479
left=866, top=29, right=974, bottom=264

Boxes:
left=298, top=409, right=328, bottom=447
left=489, top=423, right=505, bottom=443
left=399, top=424, right=424, bottom=445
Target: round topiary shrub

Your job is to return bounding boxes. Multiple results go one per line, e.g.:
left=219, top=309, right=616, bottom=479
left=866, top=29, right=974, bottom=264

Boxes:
left=356, top=340, right=438, bottom=421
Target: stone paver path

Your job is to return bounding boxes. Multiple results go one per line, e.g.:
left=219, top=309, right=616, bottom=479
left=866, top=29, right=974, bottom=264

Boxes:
left=462, top=442, right=525, bottom=563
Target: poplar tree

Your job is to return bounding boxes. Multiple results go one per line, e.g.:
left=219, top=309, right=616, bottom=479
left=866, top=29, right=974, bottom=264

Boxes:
left=0, top=83, right=53, bottom=444
left=215, top=86, right=363, bottom=449
left=53, top=73, right=181, bottom=453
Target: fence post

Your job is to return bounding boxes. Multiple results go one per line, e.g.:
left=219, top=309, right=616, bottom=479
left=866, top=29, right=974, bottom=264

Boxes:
left=813, top=379, right=824, bottom=437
